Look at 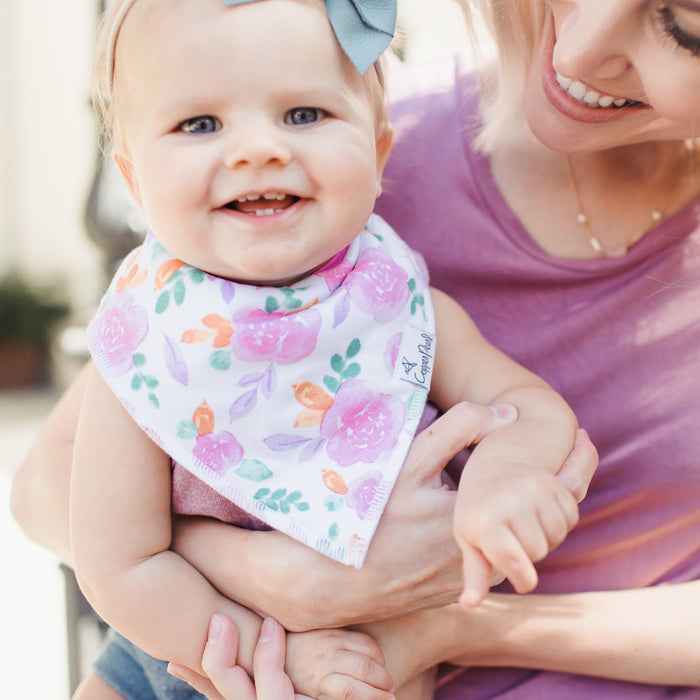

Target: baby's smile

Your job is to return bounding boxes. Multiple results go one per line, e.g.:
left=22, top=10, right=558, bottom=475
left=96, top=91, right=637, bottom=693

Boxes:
left=226, top=192, right=300, bottom=217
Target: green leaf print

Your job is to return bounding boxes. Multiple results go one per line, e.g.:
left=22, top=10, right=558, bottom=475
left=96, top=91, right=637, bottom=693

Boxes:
left=156, top=290, right=171, bottom=314
left=346, top=338, right=361, bottom=358
left=265, top=297, right=280, bottom=313
left=173, top=278, right=186, bottom=306
left=210, top=350, right=232, bottom=371
left=235, top=459, right=273, bottom=481
left=177, top=420, right=199, bottom=440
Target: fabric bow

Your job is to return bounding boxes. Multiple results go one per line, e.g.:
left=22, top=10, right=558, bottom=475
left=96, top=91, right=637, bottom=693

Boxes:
left=223, top=0, right=396, bottom=74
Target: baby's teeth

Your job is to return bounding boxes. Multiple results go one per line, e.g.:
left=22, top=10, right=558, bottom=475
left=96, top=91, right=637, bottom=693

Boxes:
left=246, top=194, right=260, bottom=201
left=254, top=208, right=277, bottom=217
left=613, top=98, right=627, bottom=107
left=598, top=95, right=614, bottom=108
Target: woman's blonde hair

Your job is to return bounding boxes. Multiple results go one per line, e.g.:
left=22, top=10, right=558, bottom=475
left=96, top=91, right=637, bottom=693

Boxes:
left=455, top=0, right=536, bottom=153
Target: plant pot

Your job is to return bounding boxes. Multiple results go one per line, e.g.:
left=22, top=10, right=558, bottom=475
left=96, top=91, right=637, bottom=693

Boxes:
left=0, top=340, right=50, bottom=388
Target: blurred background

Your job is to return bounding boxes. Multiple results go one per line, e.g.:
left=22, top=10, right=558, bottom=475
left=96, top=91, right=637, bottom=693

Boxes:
left=0, top=1, right=473, bottom=697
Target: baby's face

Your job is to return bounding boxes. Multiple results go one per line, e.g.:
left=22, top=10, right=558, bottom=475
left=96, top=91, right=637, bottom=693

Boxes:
left=112, top=0, right=391, bottom=285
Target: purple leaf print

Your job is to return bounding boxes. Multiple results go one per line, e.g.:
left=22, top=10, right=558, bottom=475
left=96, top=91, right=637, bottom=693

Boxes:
left=260, top=364, right=276, bottom=399
left=333, top=292, right=351, bottom=329
left=264, top=434, right=313, bottom=452
left=229, top=388, right=258, bottom=421
left=300, top=437, right=326, bottom=462
left=163, top=333, right=188, bottom=386
left=238, top=371, right=266, bottom=388
left=221, top=279, right=236, bottom=304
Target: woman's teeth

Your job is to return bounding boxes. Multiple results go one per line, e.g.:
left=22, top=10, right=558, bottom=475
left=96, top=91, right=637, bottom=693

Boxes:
left=555, top=71, right=633, bottom=109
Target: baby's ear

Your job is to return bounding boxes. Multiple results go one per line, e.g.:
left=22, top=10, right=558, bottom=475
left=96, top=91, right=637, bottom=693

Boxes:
left=113, top=151, right=143, bottom=209
left=375, top=124, right=394, bottom=196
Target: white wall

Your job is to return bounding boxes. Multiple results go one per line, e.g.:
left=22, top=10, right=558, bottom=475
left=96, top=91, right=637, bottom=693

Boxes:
left=0, top=1, right=103, bottom=315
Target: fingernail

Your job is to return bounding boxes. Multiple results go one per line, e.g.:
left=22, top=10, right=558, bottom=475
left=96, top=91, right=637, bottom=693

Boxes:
left=488, top=404, right=517, bottom=421
left=207, top=613, right=224, bottom=644
left=258, top=617, right=276, bottom=645
left=167, top=663, right=186, bottom=680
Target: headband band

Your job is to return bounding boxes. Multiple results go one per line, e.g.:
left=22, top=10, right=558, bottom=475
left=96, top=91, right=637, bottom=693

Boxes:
left=105, top=0, right=396, bottom=94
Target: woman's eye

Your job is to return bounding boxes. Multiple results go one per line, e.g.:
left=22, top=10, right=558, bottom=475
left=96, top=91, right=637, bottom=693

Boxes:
left=285, top=107, right=325, bottom=126
left=178, top=116, right=221, bottom=134
left=656, top=6, right=700, bottom=57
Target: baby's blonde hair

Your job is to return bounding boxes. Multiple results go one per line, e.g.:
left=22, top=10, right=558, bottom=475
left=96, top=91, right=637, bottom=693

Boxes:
left=455, top=0, right=535, bottom=153
left=92, top=0, right=389, bottom=152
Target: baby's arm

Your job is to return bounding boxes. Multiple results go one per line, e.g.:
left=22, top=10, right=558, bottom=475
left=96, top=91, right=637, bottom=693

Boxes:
left=70, top=365, right=263, bottom=676
left=428, top=288, right=580, bottom=606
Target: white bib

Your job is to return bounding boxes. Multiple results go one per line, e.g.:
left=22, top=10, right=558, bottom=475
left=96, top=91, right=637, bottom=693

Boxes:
left=88, top=214, right=435, bottom=567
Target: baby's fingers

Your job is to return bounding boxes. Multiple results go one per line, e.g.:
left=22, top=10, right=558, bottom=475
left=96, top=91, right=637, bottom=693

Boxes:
left=459, top=543, right=493, bottom=608
left=484, top=526, right=540, bottom=595
left=318, top=672, right=395, bottom=700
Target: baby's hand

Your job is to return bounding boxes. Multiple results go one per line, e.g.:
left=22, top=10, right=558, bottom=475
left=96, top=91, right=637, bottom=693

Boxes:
left=454, top=459, right=579, bottom=607
left=286, top=627, right=395, bottom=700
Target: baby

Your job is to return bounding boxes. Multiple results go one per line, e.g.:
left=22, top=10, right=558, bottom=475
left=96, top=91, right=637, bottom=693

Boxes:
left=70, top=1, right=581, bottom=698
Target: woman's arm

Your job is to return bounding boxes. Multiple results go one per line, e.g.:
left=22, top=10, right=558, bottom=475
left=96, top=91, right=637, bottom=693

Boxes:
left=10, top=361, right=92, bottom=566
left=373, top=583, right=700, bottom=688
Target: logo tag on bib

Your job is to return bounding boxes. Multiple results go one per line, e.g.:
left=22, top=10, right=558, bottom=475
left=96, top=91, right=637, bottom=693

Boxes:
left=395, top=326, right=436, bottom=388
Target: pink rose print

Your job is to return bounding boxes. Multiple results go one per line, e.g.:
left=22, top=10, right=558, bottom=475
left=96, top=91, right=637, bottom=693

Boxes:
left=384, top=332, right=402, bottom=373
left=193, top=431, right=244, bottom=474
left=231, top=308, right=321, bottom=365
left=346, top=471, right=383, bottom=520
left=320, top=379, right=406, bottom=467
left=314, top=247, right=353, bottom=292
left=96, top=293, right=148, bottom=376
left=346, top=247, right=410, bottom=323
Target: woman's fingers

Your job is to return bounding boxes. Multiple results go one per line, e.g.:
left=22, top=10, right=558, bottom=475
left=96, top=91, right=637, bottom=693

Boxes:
left=252, top=618, right=307, bottom=699
left=402, top=402, right=519, bottom=486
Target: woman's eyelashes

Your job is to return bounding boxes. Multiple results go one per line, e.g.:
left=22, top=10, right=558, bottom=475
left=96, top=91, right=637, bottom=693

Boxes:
left=178, top=116, right=221, bottom=134
left=656, top=5, right=700, bottom=57
left=284, top=107, right=327, bottom=126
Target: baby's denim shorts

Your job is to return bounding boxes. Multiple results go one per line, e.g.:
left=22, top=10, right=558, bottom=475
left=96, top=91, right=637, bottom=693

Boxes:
left=93, top=630, right=205, bottom=700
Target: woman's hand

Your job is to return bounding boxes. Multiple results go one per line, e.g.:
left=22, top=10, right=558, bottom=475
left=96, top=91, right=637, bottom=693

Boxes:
left=173, top=406, right=597, bottom=631
left=168, top=615, right=313, bottom=700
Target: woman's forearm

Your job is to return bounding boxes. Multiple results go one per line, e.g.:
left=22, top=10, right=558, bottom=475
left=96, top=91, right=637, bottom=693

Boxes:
left=10, top=362, right=90, bottom=566
left=435, top=582, right=700, bottom=686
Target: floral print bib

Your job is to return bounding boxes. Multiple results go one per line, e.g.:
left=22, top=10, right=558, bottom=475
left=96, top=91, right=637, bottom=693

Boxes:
left=88, top=214, right=435, bottom=567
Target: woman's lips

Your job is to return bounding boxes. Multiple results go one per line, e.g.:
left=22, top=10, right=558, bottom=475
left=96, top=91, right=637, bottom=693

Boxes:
left=541, top=22, right=650, bottom=123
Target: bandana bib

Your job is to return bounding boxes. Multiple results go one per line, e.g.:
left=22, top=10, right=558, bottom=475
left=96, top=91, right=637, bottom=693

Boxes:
left=88, top=214, right=435, bottom=567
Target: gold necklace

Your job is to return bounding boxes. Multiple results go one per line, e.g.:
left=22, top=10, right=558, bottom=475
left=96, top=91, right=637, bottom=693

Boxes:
left=564, top=140, right=696, bottom=258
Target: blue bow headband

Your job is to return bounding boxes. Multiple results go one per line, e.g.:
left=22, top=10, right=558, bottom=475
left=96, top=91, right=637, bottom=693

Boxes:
left=223, top=0, right=396, bottom=74
left=106, top=0, right=396, bottom=93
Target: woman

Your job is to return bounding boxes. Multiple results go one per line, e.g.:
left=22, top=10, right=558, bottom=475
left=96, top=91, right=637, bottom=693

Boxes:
left=12, top=0, right=700, bottom=697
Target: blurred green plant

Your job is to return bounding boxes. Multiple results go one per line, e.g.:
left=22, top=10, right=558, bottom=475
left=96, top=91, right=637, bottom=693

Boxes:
left=0, top=273, right=70, bottom=347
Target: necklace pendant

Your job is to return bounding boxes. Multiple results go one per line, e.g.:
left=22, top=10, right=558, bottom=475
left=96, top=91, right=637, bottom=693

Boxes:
left=589, top=236, right=604, bottom=255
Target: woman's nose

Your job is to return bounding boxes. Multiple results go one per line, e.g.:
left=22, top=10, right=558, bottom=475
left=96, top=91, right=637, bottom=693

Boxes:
left=552, top=1, right=633, bottom=80
left=223, top=121, right=292, bottom=169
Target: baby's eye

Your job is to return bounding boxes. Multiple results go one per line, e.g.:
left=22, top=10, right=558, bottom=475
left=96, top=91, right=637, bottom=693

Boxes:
left=178, top=116, right=221, bottom=134
left=284, top=107, right=326, bottom=126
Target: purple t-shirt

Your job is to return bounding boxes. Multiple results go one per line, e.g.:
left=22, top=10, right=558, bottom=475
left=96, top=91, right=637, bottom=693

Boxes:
left=376, top=57, right=700, bottom=699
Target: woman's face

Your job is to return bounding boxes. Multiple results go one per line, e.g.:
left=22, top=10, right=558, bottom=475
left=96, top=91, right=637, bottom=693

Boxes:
left=524, top=0, right=700, bottom=152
